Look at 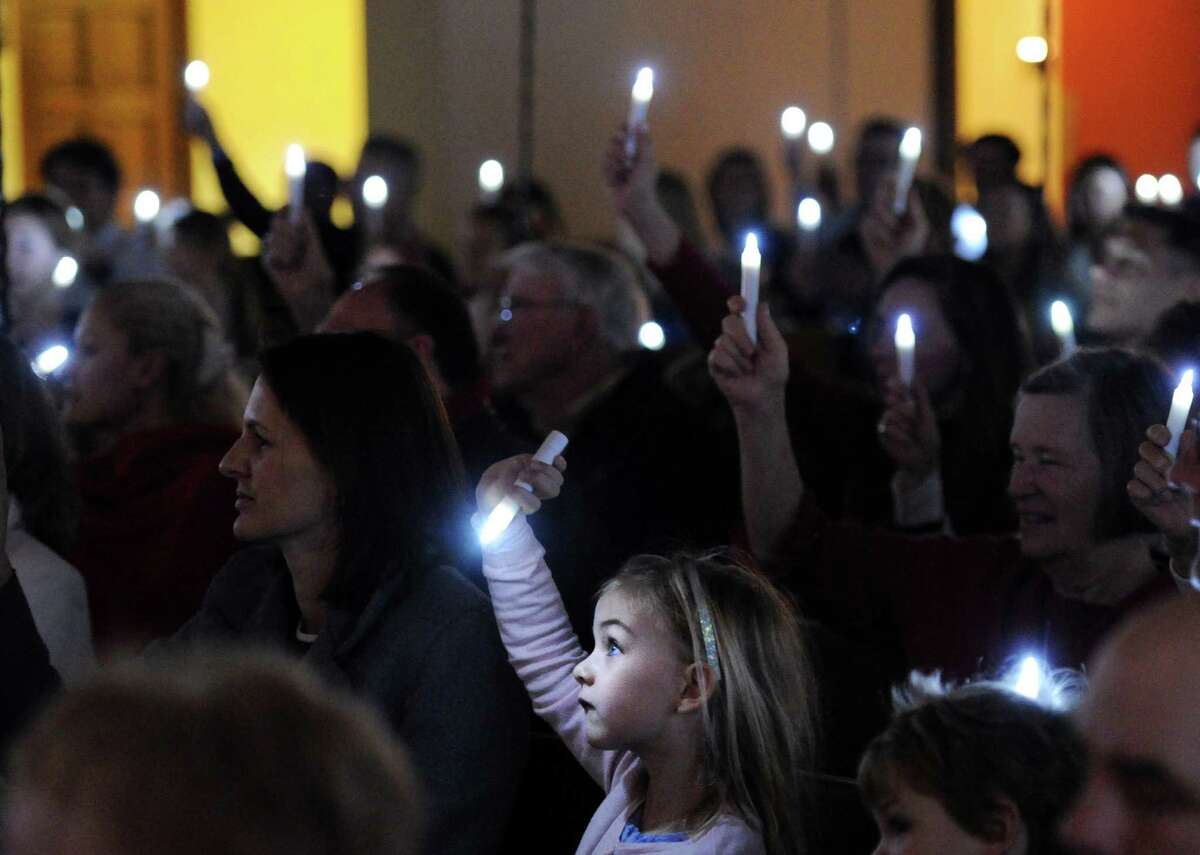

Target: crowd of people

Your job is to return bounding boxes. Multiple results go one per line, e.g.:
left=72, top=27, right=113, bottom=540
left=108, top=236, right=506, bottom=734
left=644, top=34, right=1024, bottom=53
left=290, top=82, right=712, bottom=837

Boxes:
left=0, top=81, right=1199, bottom=855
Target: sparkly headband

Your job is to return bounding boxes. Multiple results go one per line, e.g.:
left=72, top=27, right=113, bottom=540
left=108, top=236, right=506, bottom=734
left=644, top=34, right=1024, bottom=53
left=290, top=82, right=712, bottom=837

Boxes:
left=687, top=568, right=721, bottom=679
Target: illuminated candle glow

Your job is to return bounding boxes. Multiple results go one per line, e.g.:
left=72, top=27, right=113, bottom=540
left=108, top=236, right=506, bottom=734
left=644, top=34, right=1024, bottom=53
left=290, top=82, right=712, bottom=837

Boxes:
left=638, top=321, right=666, bottom=351
left=478, top=159, right=505, bottom=198
left=1134, top=173, right=1160, bottom=205
left=780, top=106, right=807, bottom=140
left=52, top=255, right=78, bottom=289
left=1164, top=369, right=1195, bottom=459
left=183, top=60, right=210, bottom=93
left=1015, top=36, right=1049, bottom=64
left=951, top=204, right=988, bottom=261
left=807, top=121, right=835, bottom=155
left=478, top=431, right=570, bottom=545
left=1158, top=174, right=1184, bottom=207
left=133, top=189, right=161, bottom=224
left=1013, top=655, right=1043, bottom=700
left=32, top=345, right=70, bottom=378
left=285, top=144, right=307, bottom=225
left=895, top=313, right=915, bottom=386
left=740, top=233, right=762, bottom=345
left=625, top=67, right=655, bottom=159
left=893, top=127, right=922, bottom=216
left=1049, top=301, right=1076, bottom=356
left=796, top=197, right=822, bottom=232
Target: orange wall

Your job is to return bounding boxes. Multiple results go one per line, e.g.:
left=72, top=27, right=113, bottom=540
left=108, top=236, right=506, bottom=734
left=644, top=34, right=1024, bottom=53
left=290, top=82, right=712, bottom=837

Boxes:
left=1059, top=0, right=1200, bottom=185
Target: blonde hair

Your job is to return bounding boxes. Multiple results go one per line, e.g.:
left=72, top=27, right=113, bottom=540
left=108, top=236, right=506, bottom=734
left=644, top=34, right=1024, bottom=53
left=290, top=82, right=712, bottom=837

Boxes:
left=601, top=550, right=817, bottom=855
left=91, top=278, right=245, bottom=426
left=8, top=651, right=423, bottom=855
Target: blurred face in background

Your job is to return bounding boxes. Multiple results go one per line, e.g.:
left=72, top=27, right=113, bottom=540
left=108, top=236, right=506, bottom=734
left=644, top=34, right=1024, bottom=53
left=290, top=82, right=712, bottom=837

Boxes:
left=869, top=278, right=964, bottom=401
left=488, top=262, right=583, bottom=398
left=5, top=214, right=62, bottom=306
left=44, top=163, right=115, bottom=233
left=856, top=130, right=902, bottom=209
left=62, top=304, right=152, bottom=431
left=1077, top=167, right=1128, bottom=235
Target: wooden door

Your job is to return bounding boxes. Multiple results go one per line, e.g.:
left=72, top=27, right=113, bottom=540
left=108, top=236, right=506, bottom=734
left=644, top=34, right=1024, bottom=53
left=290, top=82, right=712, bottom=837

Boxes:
left=11, top=0, right=189, bottom=224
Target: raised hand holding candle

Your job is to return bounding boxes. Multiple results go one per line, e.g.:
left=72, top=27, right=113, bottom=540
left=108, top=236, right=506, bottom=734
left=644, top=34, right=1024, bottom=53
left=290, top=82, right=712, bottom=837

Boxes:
left=625, top=67, right=654, bottom=159
left=285, top=144, right=307, bottom=226
left=1165, top=369, right=1195, bottom=459
left=740, top=233, right=762, bottom=345
left=895, top=313, right=915, bottom=386
left=1050, top=301, right=1076, bottom=356
left=478, top=431, right=570, bottom=545
left=893, top=127, right=922, bottom=215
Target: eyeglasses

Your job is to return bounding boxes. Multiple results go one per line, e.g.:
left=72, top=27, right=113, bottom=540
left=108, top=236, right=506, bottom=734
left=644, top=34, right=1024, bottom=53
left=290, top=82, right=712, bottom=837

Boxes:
left=496, top=295, right=580, bottom=323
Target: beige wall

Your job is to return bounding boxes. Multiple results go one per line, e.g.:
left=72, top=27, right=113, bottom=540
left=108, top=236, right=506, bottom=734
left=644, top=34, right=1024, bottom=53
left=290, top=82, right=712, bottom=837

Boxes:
left=366, top=0, right=933, bottom=258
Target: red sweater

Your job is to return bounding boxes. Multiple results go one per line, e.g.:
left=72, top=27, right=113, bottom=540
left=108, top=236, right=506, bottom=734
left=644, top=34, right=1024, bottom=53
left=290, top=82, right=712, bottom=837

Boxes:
left=71, top=423, right=240, bottom=652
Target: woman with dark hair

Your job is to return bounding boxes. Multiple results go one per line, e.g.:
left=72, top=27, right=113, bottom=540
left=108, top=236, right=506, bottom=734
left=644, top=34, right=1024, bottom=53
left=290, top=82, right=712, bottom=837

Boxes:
left=0, top=336, right=92, bottom=680
left=860, top=676, right=1085, bottom=855
left=1, top=332, right=528, bottom=855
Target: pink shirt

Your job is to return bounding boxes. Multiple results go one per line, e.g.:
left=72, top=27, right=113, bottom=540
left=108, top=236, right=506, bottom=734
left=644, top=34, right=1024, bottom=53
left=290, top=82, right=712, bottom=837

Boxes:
left=482, top=516, right=765, bottom=854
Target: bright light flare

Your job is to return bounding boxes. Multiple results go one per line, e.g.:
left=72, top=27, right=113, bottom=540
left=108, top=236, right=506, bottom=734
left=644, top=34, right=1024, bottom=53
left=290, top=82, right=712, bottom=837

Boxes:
left=632, top=67, right=654, bottom=103
left=797, top=197, right=822, bottom=232
left=951, top=204, right=988, bottom=261
left=1050, top=301, right=1074, bottom=337
left=780, top=106, right=807, bottom=139
left=52, top=255, right=78, bottom=288
left=133, top=189, right=161, bottom=224
left=478, top=159, right=505, bottom=194
left=1158, top=174, right=1184, bottom=206
left=65, top=206, right=84, bottom=231
left=33, top=345, right=70, bottom=378
left=362, top=175, right=389, bottom=209
left=894, top=313, right=915, bottom=349
left=1013, top=655, right=1043, bottom=699
left=1134, top=173, right=1160, bottom=204
left=807, top=121, right=835, bottom=155
left=183, top=60, right=210, bottom=92
left=899, top=127, right=922, bottom=160
left=638, top=321, right=666, bottom=351
left=285, top=144, right=307, bottom=179
left=1016, top=36, right=1049, bottom=64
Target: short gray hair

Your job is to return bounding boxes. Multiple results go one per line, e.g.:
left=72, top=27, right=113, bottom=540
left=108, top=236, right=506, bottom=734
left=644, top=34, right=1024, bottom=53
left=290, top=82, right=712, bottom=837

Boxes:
left=500, top=240, right=649, bottom=351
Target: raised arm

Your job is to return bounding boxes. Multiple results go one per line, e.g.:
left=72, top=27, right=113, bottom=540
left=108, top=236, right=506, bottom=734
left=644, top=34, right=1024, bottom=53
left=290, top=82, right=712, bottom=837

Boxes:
left=184, top=97, right=273, bottom=236
left=708, top=296, right=803, bottom=564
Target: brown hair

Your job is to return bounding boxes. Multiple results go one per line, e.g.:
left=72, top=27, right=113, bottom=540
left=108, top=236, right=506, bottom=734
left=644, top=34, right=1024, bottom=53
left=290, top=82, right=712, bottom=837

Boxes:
left=7, top=651, right=423, bottom=855
left=601, top=550, right=817, bottom=855
left=859, top=676, right=1085, bottom=855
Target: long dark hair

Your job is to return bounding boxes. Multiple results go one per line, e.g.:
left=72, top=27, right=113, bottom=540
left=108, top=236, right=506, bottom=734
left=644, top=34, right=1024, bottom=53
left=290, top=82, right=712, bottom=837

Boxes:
left=258, top=333, right=465, bottom=610
left=0, top=335, right=79, bottom=553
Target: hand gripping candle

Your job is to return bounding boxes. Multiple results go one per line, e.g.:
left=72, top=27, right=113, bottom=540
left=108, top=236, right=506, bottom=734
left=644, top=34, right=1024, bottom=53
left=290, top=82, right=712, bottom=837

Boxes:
left=895, top=313, right=916, bottom=386
left=625, top=67, right=655, bottom=159
left=478, top=431, right=570, bottom=545
left=1049, top=301, right=1076, bottom=356
left=285, top=144, right=307, bottom=226
left=1164, top=369, right=1195, bottom=459
left=740, top=233, right=762, bottom=345
left=893, top=127, right=922, bottom=216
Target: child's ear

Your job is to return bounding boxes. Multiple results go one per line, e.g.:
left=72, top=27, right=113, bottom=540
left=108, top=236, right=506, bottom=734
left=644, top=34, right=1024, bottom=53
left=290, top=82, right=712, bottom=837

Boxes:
left=980, top=797, right=1025, bottom=855
left=677, top=662, right=719, bottom=714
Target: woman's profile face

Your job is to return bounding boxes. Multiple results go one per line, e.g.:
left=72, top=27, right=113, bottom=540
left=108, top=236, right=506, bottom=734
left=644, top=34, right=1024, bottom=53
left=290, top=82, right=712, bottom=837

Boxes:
left=870, top=278, right=964, bottom=400
left=63, top=305, right=147, bottom=430
left=218, top=379, right=337, bottom=550
left=5, top=214, right=60, bottom=302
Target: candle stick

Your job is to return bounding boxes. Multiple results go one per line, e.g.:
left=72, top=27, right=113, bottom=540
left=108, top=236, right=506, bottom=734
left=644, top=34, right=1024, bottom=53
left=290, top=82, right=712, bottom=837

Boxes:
left=625, top=67, right=655, bottom=159
left=1049, top=301, right=1076, bottom=356
left=1165, top=369, right=1195, bottom=459
left=740, top=233, right=761, bottom=345
left=893, top=127, right=922, bottom=216
left=780, top=106, right=807, bottom=141
left=478, top=431, right=570, bottom=545
left=183, top=60, right=210, bottom=93
left=895, top=313, right=915, bottom=386
left=362, top=175, right=389, bottom=237
left=285, top=143, right=307, bottom=226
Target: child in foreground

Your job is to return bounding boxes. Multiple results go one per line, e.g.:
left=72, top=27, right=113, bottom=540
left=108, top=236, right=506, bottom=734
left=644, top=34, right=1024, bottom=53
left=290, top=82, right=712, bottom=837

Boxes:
left=476, top=454, right=816, bottom=854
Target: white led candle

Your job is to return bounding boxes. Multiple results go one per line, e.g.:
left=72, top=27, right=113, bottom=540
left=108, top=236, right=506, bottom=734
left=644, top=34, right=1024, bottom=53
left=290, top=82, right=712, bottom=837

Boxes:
left=1165, top=369, right=1195, bottom=459
left=478, top=431, right=570, bottom=545
left=893, top=127, right=922, bottom=216
left=625, top=67, right=655, bottom=159
left=285, top=143, right=307, bottom=225
left=478, top=159, right=505, bottom=199
left=895, top=313, right=915, bottom=386
left=740, top=233, right=762, bottom=345
left=1049, top=301, right=1076, bottom=356
left=52, top=255, right=78, bottom=289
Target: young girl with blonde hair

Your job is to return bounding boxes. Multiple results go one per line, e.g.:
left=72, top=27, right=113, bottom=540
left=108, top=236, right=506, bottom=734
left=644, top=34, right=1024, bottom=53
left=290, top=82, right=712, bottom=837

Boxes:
left=477, top=454, right=816, bottom=854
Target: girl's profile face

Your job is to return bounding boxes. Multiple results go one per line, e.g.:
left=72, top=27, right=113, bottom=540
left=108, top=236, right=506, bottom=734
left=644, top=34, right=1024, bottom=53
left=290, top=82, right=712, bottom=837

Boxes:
left=5, top=214, right=61, bottom=302
left=218, top=379, right=337, bottom=551
left=571, top=588, right=689, bottom=751
left=63, top=305, right=148, bottom=430
left=870, top=780, right=1002, bottom=855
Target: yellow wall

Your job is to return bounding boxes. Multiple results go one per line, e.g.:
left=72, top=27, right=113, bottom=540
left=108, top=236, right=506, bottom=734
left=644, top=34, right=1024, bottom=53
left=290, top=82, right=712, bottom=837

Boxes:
left=1, top=1, right=24, bottom=201
left=187, top=0, right=367, bottom=249
left=956, top=0, right=1057, bottom=201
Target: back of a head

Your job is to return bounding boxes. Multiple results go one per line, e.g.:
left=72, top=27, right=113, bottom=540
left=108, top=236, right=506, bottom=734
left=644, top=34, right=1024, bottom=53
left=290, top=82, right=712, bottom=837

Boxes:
left=1144, top=299, right=1200, bottom=374
left=257, top=332, right=465, bottom=609
left=91, top=279, right=241, bottom=427
left=169, top=210, right=233, bottom=257
left=500, top=240, right=648, bottom=352
left=859, top=676, right=1085, bottom=855
left=39, top=137, right=121, bottom=194
left=365, top=265, right=483, bottom=389
left=5, top=651, right=422, bottom=855
left=706, top=148, right=770, bottom=231
left=1021, top=347, right=1173, bottom=539
left=603, top=551, right=816, bottom=855
left=0, top=335, right=79, bottom=553
left=1119, top=204, right=1200, bottom=276
left=361, top=135, right=419, bottom=179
